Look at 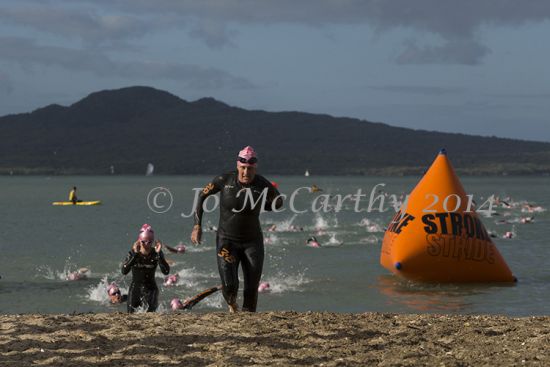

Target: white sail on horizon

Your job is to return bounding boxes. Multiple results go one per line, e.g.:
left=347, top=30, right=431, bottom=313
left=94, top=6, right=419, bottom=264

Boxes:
left=146, top=163, right=154, bottom=176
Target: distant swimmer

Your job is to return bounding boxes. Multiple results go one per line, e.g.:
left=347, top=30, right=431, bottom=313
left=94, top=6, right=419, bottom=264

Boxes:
left=258, top=282, right=271, bottom=293
left=164, top=274, right=179, bottom=286
left=171, top=285, right=222, bottom=311
left=267, top=224, right=277, bottom=232
left=164, top=243, right=186, bottom=254
left=310, top=184, right=322, bottom=193
left=520, top=216, right=534, bottom=224
left=191, top=146, right=283, bottom=313
left=495, top=219, right=511, bottom=225
left=289, top=225, right=304, bottom=232
left=67, top=267, right=89, bottom=281
left=69, top=186, right=80, bottom=204
left=503, top=231, right=514, bottom=239
left=522, top=203, right=544, bottom=213
left=171, top=298, right=184, bottom=311
left=306, top=236, right=321, bottom=248
left=121, top=224, right=170, bottom=313
left=107, top=283, right=128, bottom=304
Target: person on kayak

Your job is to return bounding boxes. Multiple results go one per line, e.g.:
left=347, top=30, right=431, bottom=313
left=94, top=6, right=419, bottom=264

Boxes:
left=191, top=146, right=283, bottom=313
left=121, top=224, right=170, bottom=313
left=69, top=186, right=78, bottom=204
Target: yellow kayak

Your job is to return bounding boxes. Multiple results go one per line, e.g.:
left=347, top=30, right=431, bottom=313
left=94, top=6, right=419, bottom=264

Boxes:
left=52, top=201, right=102, bottom=206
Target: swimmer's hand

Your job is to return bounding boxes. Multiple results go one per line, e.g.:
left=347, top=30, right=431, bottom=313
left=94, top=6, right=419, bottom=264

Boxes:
left=191, top=225, right=202, bottom=245
left=132, top=241, right=141, bottom=253
left=154, top=241, right=162, bottom=253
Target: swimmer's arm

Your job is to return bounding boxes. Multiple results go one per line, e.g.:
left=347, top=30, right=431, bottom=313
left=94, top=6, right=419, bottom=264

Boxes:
left=157, top=251, right=170, bottom=275
left=263, top=183, right=283, bottom=211
left=121, top=251, right=137, bottom=275
left=193, top=175, right=224, bottom=226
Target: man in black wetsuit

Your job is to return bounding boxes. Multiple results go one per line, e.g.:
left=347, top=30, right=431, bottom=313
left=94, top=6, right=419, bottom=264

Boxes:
left=191, top=146, right=283, bottom=312
left=121, top=224, right=170, bottom=313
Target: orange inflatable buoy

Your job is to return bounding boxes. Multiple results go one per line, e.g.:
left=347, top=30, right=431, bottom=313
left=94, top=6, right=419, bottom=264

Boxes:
left=380, top=149, right=515, bottom=283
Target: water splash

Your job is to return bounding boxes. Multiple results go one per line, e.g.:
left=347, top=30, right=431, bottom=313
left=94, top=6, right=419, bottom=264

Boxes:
left=262, top=270, right=311, bottom=294
left=358, top=218, right=384, bottom=233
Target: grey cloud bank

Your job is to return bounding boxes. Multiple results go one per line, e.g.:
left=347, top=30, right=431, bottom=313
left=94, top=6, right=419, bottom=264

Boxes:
left=1, top=1, right=549, bottom=141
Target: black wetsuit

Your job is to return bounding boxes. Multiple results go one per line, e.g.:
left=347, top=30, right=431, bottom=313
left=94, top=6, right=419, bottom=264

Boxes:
left=194, top=171, right=282, bottom=311
left=121, top=250, right=170, bottom=313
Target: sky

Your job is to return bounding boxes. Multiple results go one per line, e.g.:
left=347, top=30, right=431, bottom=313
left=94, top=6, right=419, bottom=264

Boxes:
left=1, top=0, right=550, bottom=142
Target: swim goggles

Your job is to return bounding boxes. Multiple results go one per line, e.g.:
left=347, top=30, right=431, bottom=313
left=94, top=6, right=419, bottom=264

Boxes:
left=237, top=157, right=258, bottom=164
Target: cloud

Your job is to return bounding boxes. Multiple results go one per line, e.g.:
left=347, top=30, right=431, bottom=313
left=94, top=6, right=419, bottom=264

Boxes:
left=484, top=92, right=550, bottom=99
left=369, top=85, right=465, bottom=95
left=396, top=39, right=491, bottom=65
left=114, top=0, right=550, bottom=64
left=188, top=19, right=237, bottom=49
left=0, top=71, right=14, bottom=94
left=6, top=0, right=550, bottom=63
left=0, top=4, right=150, bottom=46
left=0, top=37, right=255, bottom=89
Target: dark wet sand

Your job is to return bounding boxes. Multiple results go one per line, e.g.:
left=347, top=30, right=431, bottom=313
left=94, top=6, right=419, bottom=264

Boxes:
left=1, top=312, right=549, bottom=366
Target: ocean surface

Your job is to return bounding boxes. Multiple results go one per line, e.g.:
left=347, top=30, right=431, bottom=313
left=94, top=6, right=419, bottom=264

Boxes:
left=1, top=175, right=549, bottom=315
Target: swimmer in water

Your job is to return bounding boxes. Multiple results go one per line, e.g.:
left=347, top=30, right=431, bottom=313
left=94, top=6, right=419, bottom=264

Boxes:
left=107, top=283, right=128, bottom=304
left=164, top=274, right=179, bottom=286
left=67, top=267, right=89, bottom=281
left=121, top=224, right=170, bottom=313
left=306, top=236, right=321, bottom=248
left=171, top=285, right=222, bottom=311
left=520, top=216, right=534, bottom=224
left=258, top=282, right=271, bottom=293
left=164, top=243, right=187, bottom=254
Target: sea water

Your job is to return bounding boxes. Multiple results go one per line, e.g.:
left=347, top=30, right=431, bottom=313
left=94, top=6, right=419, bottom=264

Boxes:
left=0, top=175, right=549, bottom=315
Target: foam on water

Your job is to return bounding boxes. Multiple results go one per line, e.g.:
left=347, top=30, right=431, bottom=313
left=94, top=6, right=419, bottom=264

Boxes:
left=171, top=266, right=218, bottom=289
left=201, top=292, right=224, bottom=309
left=185, top=245, right=215, bottom=253
left=262, top=270, right=311, bottom=294
left=325, top=232, right=343, bottom=246
left=357, top=218, right=384, bottom=233
left=87, top=276, right=129, bottom=303
left=264, top=214, right=300, bottom=232
left=359, top=234, right=381, bottom=245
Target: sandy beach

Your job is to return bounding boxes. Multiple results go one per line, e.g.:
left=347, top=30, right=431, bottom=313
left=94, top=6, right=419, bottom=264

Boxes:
left=1, top=311, right=549, bottom=366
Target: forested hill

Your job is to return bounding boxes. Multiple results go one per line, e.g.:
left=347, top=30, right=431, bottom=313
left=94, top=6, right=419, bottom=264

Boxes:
left=2, top=86, right=549, bottom=175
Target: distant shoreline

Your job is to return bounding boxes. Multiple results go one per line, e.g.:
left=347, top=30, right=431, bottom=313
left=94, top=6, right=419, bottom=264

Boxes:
left=2, top=166, right=550, bottom=177
left=1, top=311, right=549, bottom=366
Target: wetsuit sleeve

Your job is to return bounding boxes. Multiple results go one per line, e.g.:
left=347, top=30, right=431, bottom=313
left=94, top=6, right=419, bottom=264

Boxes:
left=263, top=181, right=283, bottom=211
left=193, top=175, right=224, bottom=226
left=156, top=251, right=170, bottom=275
left=121, top=251, right=138, bottom=275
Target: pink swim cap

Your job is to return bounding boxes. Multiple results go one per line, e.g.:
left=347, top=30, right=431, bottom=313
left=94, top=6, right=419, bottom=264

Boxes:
left=258, top=282, right=271, bottom=292
left=140, top=224, right=153, bottom=232
left=237, top=146, right=258, bottom=167
left=108, top=285, right=121, bottom=296
left=176, top=244, right=186, bottom=254
left=138, top=224, right=154, bottom=242
left=164, top=274, right=179, bottom=286
left=171, top=298, right=184, bottom=310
